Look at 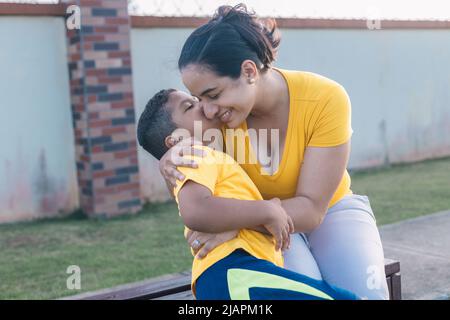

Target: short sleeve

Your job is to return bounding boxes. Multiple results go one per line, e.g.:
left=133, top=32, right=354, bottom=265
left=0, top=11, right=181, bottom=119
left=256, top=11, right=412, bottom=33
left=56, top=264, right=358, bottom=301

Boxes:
left=173, top=147, right=219, bottom=203
left=307, top=85, right=353, bottom=147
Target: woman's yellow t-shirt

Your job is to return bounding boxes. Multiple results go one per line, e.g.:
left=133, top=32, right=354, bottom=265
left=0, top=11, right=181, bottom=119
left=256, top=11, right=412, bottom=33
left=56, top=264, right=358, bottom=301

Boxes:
left=223, top=69, right=353, bottom=207
left=173, top=146, right=283, bottom=295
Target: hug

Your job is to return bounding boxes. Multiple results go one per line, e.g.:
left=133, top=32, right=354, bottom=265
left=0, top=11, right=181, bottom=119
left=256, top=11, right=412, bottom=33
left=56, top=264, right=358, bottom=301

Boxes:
left=137, top=3, right=388, bottom=300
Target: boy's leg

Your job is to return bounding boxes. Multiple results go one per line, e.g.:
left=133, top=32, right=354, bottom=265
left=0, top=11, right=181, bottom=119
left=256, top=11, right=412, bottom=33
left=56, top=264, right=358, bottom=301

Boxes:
left=195, top=249, right=359, bottom=300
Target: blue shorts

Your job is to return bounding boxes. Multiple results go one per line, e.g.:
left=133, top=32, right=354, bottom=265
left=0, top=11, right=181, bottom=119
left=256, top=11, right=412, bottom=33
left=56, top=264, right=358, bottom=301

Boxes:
left=195, top=249, right=360, bottom=300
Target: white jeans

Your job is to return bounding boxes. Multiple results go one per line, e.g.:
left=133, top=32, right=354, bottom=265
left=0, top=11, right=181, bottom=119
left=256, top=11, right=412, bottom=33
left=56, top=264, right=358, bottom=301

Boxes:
left=283, top=194, right=389, bottom=300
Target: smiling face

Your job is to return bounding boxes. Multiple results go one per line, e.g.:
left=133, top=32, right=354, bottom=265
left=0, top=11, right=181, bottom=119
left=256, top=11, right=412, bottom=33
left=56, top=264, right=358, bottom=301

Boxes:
left=180, top=63, right=258, bottom=129
left=166, top=90, right=222, bottom=136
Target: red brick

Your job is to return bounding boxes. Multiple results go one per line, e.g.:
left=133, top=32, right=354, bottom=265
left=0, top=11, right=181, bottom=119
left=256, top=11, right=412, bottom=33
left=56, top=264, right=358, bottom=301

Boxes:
left=131, top=190, right=141, bottom=198
left=103, top=126, right=127, bottom=135
left=90, top=119, right=111, bottom=128
left=108, top=51, right=130, bottom=58
left=98, top=76, right=123, bottom=84
left=89, top=112, right=99, bottom=119
left=70, top=53, right=81, bottom=61
left=80, top=0, right=103, bottom=6
left=92, top=145, right=103, bottom=153
left=86, top=69, right=107, bottom=76
left=95, top=186, right=117, bottom=196
left=105, top=17, right=129, bottom=25
left=83, top=42, right=93, bottom=50
left=123, top=58, right=131, bottom=67
left=93, top=170, right=115, bottom=179
left=114, top=149, right=136, bottom=159
left=123, top=92, right=133, bottom=99
left=94, top=26, right=118, bottom=33
left=116, top=182, right=140, bottom=192
left=73, top=104, right=84, bottom=112
left=111, top=99, right=133, bottom=109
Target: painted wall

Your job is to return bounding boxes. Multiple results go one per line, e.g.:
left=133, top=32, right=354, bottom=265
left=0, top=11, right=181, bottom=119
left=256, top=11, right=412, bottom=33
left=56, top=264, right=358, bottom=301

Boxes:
left=0, top=17, right=78, bottom=223
left=277, top=29, right=450, bottom=169
left=130, top=28, right=193, bottom=202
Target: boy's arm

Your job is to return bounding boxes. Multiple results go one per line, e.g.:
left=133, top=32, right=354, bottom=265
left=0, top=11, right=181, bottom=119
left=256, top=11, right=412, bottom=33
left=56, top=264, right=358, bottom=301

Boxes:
left=178, top=180, right=274, bottom=233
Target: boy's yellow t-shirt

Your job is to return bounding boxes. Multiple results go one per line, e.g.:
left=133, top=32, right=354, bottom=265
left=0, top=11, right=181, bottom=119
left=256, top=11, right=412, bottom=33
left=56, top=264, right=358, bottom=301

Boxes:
left=173, top=145, right=283, bottom=293
left=223, top=68, right=354, bottom=207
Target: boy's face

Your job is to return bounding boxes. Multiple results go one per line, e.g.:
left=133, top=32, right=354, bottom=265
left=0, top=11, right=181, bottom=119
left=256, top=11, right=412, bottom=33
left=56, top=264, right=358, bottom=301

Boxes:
left=167, top=90, right=222, bottom=136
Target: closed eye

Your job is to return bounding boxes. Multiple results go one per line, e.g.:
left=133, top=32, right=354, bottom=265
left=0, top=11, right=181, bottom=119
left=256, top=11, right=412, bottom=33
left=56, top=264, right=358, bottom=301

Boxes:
left=208, top=93, right=220, bottom=100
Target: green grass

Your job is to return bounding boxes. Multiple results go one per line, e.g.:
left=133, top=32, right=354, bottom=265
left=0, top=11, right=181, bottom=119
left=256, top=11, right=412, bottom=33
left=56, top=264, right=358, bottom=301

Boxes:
left=0, top=203, right=192, bottom=299
left=0, top=157, right=449, bottom=299
left=350, top=156, right=450, bottom=225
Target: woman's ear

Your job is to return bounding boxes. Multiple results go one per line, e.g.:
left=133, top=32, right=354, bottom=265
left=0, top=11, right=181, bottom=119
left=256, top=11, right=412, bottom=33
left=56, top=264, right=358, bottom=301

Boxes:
left=241, top=60, right=258, bottom=83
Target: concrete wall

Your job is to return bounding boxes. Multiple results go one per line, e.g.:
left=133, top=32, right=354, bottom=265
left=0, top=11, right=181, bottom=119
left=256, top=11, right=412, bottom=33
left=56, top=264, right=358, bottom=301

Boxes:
left=130, top=28, right=450, bottom=199
left=277, top=29, right=450, bottom=169
left=0, top=17, right=78, bottom=223
left=130, top=28, right=193, bottom=202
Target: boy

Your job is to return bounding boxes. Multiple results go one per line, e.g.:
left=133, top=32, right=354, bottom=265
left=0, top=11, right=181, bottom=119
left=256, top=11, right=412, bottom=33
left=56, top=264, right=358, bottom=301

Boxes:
left=137, top=89, right=359, bottom=300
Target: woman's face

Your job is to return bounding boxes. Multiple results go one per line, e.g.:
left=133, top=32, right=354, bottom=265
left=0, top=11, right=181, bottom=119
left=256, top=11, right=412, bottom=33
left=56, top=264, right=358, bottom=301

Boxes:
left=181, top=63, right=257, bottom=129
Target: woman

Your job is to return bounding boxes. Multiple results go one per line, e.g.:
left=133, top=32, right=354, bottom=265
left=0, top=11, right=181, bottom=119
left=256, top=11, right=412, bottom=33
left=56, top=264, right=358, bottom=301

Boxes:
left=159, top=4, right=389, bottom=299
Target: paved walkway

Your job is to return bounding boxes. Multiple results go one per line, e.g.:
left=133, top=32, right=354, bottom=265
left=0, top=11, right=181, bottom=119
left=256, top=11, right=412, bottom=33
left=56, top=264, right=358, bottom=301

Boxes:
left=380, top=210, right=450, bottom=300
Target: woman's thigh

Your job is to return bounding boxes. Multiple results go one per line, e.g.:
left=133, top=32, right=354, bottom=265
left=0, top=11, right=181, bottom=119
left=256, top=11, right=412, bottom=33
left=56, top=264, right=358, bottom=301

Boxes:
left=307, top=194, right=390, bottom=300
left=282, top=233, right=323, bottom=280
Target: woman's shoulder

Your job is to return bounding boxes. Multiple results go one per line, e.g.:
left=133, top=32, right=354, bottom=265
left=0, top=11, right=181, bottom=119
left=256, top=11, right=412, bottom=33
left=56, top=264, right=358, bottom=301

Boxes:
left=276, top=68, right=344, bottom=101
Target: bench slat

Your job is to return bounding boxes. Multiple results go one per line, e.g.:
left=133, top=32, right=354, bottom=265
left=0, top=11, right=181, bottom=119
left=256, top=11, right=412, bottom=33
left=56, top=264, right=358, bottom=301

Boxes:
left=63, top=259, right=401, bottom=300
left=154, top=290, right=194, bottom=300
left=61, top=271, right=191, bottom=300
left=384, top=258, right=400, bottom=276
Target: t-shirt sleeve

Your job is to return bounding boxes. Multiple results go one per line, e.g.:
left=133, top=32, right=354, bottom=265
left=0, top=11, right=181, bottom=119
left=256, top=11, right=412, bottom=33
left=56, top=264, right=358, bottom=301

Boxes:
left=173, top=148, right=219, bottom=204
left=307, top=85, right=353, bottom=147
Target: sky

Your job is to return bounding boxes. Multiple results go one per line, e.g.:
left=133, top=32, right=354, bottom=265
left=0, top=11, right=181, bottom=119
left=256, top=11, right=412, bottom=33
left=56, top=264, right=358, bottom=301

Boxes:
left=3, top=0, right=450, bottom=20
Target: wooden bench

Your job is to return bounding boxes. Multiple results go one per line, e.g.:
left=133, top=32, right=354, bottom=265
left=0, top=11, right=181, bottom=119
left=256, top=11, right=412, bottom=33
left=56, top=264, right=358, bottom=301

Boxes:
left=63, top=259, right=401, bottom=300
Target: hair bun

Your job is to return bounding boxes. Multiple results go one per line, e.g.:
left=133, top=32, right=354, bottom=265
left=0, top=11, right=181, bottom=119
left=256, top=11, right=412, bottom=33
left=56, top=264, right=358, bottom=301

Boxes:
left=179, top=3, right=281, bottom=78
left=212, top=4, right=281, bottom=67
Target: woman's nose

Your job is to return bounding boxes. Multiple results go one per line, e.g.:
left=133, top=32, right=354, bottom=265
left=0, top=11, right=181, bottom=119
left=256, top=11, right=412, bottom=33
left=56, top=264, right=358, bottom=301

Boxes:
left=201, top=102, right=220, bottom=120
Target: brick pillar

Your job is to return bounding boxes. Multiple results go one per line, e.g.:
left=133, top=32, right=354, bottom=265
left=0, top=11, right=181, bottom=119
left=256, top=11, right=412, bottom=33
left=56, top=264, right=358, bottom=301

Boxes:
left=64, top=0, right=141, bottom=217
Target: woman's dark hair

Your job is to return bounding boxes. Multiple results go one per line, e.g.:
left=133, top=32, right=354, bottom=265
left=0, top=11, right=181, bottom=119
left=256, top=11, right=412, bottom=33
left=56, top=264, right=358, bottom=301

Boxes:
left=178, top=3, right=281, bottom=79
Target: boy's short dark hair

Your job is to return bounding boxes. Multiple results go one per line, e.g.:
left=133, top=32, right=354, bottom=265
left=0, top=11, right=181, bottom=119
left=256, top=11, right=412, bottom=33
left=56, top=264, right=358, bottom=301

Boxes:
left=137, top=89, right=177, bottom=160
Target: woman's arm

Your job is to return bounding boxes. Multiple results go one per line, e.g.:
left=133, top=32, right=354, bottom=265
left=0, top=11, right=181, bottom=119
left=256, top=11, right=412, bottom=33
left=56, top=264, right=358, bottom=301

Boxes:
left=282, top=141, right=351, bottom=233
left=178, top=180, right=293, bottom=250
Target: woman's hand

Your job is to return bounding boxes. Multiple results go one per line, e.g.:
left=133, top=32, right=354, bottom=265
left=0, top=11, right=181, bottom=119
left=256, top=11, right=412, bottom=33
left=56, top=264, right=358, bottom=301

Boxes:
left=159, top=137, right=206, bottom=189
left=186, top=230, right=239, bottom=259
